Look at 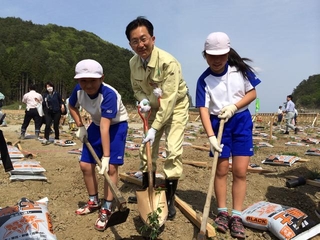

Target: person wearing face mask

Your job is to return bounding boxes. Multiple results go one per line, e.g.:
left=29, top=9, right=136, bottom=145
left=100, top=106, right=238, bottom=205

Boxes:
left=42, top=81, right=65, bottom=145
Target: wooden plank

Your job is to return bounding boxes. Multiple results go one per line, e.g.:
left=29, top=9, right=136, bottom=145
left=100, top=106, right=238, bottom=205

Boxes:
left=181, top=160, right=275, bottom=174
left=175, top=196, right=216, bottom=238
left=119, top=172, right=216, bottom=238
left=182, top=160, right=209, bottom=168
left=190, top=145, right=210, bottom=151
left=119, top=173, right=142, bottom=186
left=285, top=175, right=320, bottom=187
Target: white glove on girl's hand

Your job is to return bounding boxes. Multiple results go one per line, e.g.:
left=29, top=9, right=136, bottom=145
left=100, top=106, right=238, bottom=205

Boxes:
left=142, top=128, right=157, bottom=146
left=139, top=99, right=151, bottom=113
left=218, top=104, right=237, bottom=122
left=97, top=156, right=110, bottom=175
left=76, top=126, right=87, bottom=142
left=209, top=136, right=222, bottom=153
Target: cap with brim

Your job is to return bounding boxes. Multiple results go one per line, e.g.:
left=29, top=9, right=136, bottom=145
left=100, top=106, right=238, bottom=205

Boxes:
left=74, top=59, right=103, bottom=79
left=204, top=32, right=230, bottom=55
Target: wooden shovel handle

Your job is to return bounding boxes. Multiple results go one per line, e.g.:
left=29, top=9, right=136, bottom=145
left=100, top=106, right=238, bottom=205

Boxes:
left=137, top=107, right=154, bottom=190
left=198, top=119, right=225, bottom=239
left=83, top=137, right=127, bottom=211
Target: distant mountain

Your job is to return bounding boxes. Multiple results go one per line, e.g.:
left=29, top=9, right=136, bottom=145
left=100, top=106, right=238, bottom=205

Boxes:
left=292, top=74, right=320, bottom=110
left=0, top=17, right=135, bottom=104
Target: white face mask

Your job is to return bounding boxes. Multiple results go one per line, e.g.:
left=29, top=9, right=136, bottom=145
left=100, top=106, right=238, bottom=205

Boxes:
left=47, top=87, right=53, bottom=92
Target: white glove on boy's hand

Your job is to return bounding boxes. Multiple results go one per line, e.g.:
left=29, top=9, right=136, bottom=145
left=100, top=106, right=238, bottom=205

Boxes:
left=139, top=99, right=151, bottom=113
left=218, top=104, right=237, bottom=122
left=209, top=136, right=222, bottom=153
left=142, top=128, right=157, bottom=146
left=76, top=126, right=87, bottom=142
left=97, top=156, right=110, bottom=175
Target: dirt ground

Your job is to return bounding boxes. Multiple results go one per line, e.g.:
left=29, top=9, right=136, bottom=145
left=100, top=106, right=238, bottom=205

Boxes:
left=0, top=109, right=320, bottom=240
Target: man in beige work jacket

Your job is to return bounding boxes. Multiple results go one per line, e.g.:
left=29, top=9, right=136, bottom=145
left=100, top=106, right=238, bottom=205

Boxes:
left=125, top=16, right=189, bottom=220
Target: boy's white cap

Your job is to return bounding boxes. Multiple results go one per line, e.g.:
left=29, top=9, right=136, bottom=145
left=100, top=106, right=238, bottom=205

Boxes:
left=74, top=59, right=103, bottom=79
left=204, top=32, right=230, bottom=55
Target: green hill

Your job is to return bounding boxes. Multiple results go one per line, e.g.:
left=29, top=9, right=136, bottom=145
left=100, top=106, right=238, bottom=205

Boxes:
left=292, top=74, right=320, bottom=110
left=0, top=17, right=134, bottom=104
left=0, top=17, right=318, bottom=110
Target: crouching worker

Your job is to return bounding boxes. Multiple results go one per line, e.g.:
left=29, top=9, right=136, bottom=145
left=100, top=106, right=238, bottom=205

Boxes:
left=69, top=59, right=128, bottom=231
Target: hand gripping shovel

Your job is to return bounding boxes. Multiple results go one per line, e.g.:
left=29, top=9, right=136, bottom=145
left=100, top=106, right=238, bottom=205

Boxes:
left=83, top=136, right=130, bottom=228
left=197, top=119, right=225, bottom=240
left=136, top=107, right=168, bottom=227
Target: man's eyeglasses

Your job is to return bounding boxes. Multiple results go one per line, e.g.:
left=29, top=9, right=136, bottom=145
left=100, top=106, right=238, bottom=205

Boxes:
left=130, top=36, right=150, bottom=47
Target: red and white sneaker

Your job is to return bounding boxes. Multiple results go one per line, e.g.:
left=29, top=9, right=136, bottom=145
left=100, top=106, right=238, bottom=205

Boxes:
left=75, top=200, right=101, bottom=215
left=94, top=208, right=112, bottom=231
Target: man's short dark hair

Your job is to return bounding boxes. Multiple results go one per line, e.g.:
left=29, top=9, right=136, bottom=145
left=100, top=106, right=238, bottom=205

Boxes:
left=125, top=16, right=154, bottom=41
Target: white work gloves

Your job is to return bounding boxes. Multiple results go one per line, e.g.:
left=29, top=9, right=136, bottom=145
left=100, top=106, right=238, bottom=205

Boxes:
left=209, top=136, right=222, bottom=153
left=218, top=104, right=237, bottom=122
left=139, top=99, right=151, bottom=113
left=76, top=126, right=87, bottom=142
left=142, top=128, right=157, bottom=146
left=96, top=156, right=110, bottom=175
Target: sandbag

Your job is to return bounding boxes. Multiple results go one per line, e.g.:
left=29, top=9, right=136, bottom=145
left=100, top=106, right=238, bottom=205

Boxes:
left=0, top=197, right=57, bottom=239
left=242, top=201, right=320, bottom=240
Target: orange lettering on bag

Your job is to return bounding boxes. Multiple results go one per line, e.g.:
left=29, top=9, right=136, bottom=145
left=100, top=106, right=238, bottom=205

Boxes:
left=20, top=201, right=41, bottom=211
left=0, top=206, right=19, bottom=217
left=279, top=225, right=296, bottom=239
left=274, top=212, right=293, bottom=225
left=286, top=208, right=305, bottom=219
left=246, top=216, right=268, bottom=226
left=46, top=212, right=54, bottom=234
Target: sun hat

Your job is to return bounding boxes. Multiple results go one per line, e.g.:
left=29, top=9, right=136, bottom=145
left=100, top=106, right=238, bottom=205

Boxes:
left=74, top=59, right=103, bottom=79
left=204, top=32, right=230, bottom=55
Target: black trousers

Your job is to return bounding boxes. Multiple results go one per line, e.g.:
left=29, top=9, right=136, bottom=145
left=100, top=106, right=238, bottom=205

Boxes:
left=44, top=111, right=61, bottom=140
left=0, top=130, right=13, bottom=172
left=21, top=108, right=42, bottom=135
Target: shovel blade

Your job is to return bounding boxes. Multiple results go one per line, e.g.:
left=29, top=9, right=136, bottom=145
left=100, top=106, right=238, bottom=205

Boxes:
left=105, top=208, right=130, bottom=228
left=136, top=188, right=168, bottom=227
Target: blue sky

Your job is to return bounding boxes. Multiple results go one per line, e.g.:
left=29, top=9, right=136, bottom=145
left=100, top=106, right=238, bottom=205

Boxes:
left=1, top=0, right=319, bottom=112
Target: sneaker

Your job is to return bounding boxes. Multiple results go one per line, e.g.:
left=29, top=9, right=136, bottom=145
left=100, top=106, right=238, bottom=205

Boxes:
left=294, top=128, right=299, bottom=134
left=18, top=135, right=25, bottom=140
left=94, top=208, right=112, bottom=231
left=42, top=139, right=50, bottom=145
left=214, top=211, right=230, bottom=233
left=229, top=216, right=245, bottom=239
left=283, top=131, right=289, bottom=134
left=75, top=200, right=101, bottom=215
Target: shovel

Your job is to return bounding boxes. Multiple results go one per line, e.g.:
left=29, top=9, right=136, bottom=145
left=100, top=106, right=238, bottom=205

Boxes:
left=83, top=137, right=130, bottom=228
left=197, top=119, right=225, bottom=240
left=136, top=107, right=168, bottom=227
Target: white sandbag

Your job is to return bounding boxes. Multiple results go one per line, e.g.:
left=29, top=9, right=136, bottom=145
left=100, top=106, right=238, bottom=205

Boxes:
left=54, top=139, right=76, bottom=147
left=242, top=201, right=320, bottom=240
left=10, top=160, right=46, bottom=175
left=2, top=145, right=24, bottom=159
left=262, top=155, right=300, bottom=167
left=9, top=174, right=47, bottom=181
left=0, top=197, right=57, bottom=239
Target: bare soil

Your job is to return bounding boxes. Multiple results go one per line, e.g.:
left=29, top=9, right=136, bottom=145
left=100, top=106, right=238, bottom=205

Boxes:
left=0, top=110, right=320, bottom=240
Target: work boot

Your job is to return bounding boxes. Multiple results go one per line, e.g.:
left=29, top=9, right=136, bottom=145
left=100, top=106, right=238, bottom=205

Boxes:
left=128, top=172, right=155, bottom=203
left=165, top=179, right=178, bottom=220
